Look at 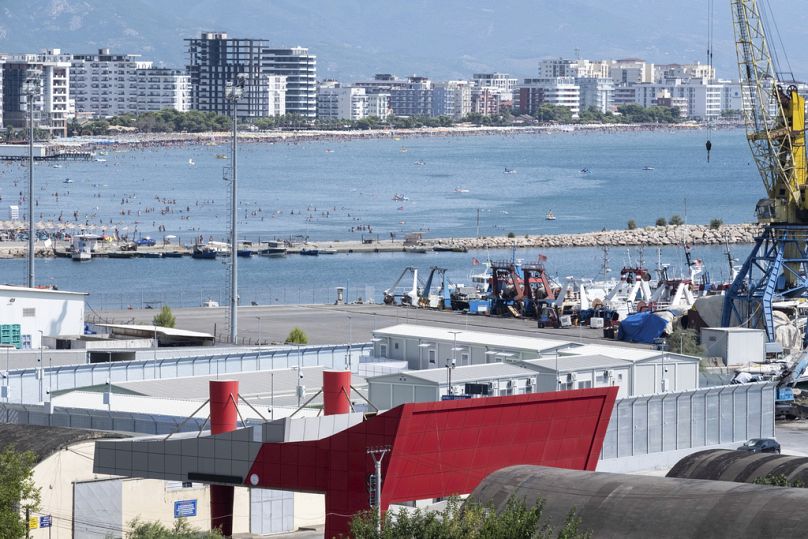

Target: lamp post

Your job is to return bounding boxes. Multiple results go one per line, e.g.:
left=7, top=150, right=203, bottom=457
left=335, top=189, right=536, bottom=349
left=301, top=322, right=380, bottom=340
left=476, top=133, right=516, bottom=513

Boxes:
left=37, top=330, right=43, bottom=402
left=256, top=316, right=262, bottom=347
left=345, top=315, right=352, bottom=371
left=447, top=331, right=461, bottom=395
left=23, top=77, right=38, bottom=288
left=225, top=74, right=245, bottom=345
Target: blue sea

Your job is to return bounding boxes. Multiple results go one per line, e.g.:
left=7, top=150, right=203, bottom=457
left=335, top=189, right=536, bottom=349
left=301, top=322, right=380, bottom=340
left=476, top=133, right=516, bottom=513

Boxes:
left=0, top=128, right=760, bottom=307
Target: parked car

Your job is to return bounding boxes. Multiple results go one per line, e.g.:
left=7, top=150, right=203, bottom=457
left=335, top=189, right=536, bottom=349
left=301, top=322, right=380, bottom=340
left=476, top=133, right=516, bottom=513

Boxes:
left=737, top=438, right=781, bottom=454
left=135, top=237, right=156, bottom=247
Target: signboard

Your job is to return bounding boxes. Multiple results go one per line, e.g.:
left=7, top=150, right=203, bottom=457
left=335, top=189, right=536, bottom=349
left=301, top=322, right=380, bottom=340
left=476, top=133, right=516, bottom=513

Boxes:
left=28, top=516, right=38, bottom=529
left=39, top=515, right=52, bottom=528
left=441, top=394, right=471, bottom=401
left=174, top=499, right=197, bottom=518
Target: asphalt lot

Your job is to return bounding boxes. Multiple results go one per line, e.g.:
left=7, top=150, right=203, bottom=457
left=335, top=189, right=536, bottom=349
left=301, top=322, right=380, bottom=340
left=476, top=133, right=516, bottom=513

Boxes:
left=93, top=302, right=654, bottom=349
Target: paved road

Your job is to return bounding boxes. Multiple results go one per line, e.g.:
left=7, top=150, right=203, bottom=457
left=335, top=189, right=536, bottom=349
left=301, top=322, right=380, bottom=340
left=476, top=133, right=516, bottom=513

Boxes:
left=92, top=302, right=654, bottom=350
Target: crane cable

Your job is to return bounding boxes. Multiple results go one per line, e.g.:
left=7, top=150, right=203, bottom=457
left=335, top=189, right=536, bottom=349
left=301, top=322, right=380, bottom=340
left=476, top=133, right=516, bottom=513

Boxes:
left=705, top=0, right=714, bottom=163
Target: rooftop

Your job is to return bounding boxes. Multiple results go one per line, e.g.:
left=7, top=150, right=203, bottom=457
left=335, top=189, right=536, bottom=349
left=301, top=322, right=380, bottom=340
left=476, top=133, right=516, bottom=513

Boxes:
left=373, top=362, right=535, bottom=385
left=523, top=355, right=634, bottom=372
left=373, top=324, right=578, bottom=353
left=0, top=423, right=122, bottom=463
left=0, top=284, right=87, bottom=297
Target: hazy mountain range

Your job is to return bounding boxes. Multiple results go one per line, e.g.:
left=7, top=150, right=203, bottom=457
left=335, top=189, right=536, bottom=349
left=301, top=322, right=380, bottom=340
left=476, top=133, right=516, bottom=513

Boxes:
left=2, top=0, right=806, bottom=82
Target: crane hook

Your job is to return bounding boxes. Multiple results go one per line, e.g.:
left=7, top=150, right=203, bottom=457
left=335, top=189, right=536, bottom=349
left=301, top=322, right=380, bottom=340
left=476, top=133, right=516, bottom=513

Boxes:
left=706, top=139, right=712, bottom=163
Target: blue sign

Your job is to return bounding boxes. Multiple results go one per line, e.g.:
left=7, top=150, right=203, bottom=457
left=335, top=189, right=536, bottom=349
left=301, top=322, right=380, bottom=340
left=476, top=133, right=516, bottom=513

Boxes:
left=174, top=499, right=197, bottom=518
left=441, top=394, right=471, bottom=401
left=39, top=515, right=52, bottom=528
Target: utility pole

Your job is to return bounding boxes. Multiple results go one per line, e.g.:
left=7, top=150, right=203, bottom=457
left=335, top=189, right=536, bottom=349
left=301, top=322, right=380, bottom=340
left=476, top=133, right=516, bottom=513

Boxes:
left=225, top=74, right=245, bottom=345
left=24, top=78, right=37, bottom=288
left=367, top=445, right=391, bottom=536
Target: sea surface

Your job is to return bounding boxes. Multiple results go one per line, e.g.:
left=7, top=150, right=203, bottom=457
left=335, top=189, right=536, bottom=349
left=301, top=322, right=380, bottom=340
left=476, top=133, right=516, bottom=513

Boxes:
left=0, top=128, right=760, bottom=307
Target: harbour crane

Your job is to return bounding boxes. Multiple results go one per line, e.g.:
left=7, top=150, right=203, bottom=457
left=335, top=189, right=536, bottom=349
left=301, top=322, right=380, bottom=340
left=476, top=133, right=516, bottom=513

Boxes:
left=722, top=0, right=808, bottom=347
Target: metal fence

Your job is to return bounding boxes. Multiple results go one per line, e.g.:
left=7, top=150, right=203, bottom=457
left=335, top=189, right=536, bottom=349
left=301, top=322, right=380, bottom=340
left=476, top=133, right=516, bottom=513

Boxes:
left=599, top=382, right=776, bottom=460
left=2, top=343, right=371, bottom=405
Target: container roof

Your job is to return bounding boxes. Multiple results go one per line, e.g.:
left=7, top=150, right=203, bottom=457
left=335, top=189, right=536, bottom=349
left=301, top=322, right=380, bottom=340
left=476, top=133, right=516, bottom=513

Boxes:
left=371, top=361, right=536, bottom=385
left=373, top=324, right=578, bottom=353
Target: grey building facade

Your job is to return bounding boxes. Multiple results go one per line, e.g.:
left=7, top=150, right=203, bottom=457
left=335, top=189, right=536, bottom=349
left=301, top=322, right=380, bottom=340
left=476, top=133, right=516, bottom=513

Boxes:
left=262, top=47, right=316, bottom=119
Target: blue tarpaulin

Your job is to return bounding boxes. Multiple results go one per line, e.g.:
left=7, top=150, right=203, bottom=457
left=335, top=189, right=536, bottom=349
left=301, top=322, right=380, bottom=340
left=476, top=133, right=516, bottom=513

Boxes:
left=617, top=311, right=668, bottom=344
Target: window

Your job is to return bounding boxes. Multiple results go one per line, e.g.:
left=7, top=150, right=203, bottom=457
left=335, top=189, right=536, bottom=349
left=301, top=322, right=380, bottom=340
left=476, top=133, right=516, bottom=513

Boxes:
left=22, top=308, right=35, bottom=317
left=394, top=342, right=399, bottom=350
left=461, top=352, right=469, bottom=365
left=380, top=344, right=387, bottom=357
left=428, top=349, right=436, bottom=364
left=577, top=380, right=593, bottom=389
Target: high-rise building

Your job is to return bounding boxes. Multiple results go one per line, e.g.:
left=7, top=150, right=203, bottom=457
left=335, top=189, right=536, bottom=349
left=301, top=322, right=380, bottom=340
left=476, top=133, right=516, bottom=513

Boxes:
left=389, top=76, right=432, bottom=117
left=262, top=47, right=316, bottom=119
left=632, top=78, right=722, bottom=120
left=0, top=54, right=5, bottom=128
left=432, top=80, right=472, bottom=119
left=3, top=49, right=72, bottom=136
left=577, top=77, right=615, bottom=113
left=517, top=77, right=580, bottom=116
left=610, top=59, right=655, bottom=84
left=71, top=49, right=152, bottom=116
left=472, top=73, right=518, bottom=100
left=186, top=32, right=268, bottom=118
left=134, top=68, right=190, bottom=113
left=656, top=63, right=715, bottom=83
left=317, top=84, right=368, bottom=121
left=471, top=87, right=505, bottom=115
left=366, top=93, right=390, bottom=118
left=266, top=75, right=286, bottom=117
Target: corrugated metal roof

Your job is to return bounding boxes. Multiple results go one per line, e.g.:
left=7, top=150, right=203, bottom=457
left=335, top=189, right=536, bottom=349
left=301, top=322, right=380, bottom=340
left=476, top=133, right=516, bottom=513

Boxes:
left=0, top=423, right=123, bottom=462
left=95, top=323, right=213, bottom=339
left=373, top=324, right=578, bottom=352
left=372, top=362, right=536, bottom=385
left=557, top=344, right=700, bottom=363
left=523, top=355, right=633, bottom=372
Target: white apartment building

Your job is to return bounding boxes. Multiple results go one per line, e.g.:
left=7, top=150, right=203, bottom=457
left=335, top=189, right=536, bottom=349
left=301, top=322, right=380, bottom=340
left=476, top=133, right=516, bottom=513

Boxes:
left=3, top=49, right=72, bottom=136
left=632, top=78, right=722, bottom=120
left=432, top=80, right=472, bottom=118
left=610, top=59, right=654, bottom=84
left=134, top=68, right=190, bottom=113
left=472, top=73, right=518, bottom=100
left=577, top=77, right=615, bottom=113
left=366, top=93, right=390, bottom=118
left=266, top=75, right=286, bottom=117
left=656, top=63, right=715, bottom=83
left=538, top=59, right=610, bottom=80
left=538, top=58, right=575, bottom=78
left=71, top=49, right=152, bottom=116
left=518, top=77, right=580, bottom=117
left=262, top=47, right=317, bottom=119
left=317, top=85, right=368, bottom=121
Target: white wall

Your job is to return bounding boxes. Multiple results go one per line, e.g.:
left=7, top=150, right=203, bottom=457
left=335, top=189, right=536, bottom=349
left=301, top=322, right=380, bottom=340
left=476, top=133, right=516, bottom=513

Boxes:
left=0, top=289, right=85, bottom=349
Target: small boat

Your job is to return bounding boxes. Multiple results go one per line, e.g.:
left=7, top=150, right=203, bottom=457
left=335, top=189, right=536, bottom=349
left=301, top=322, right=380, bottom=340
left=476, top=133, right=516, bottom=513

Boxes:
left=325, top=149, right=334, bottom=153
left=433, top=245, right=468, bottom=253
left=454, top=187, right=470, bottom=193
left=392, top=193, right=410, bottom=201
left=191, top=245, right=217, bottom=259
left=95, top=158, right=107, bottom=163
left=580, top=168, right=591, bottom=174
left=405, top=247, right=429, bottom=254
left=63, top=178, right=73, bottom=184
left=51, top=164, right=63, bottom=169
left=202, top=298, right=219, bottom=308
left=141, top=252, right=163, bottom=258
left=188, top=158, right=196, bottom=166
left=237, top=249, right=255, bottom=257
left=320, top=249, right=338, bottom=255
left=545, top=210, right=557, bottom=221
left=400, top=147, right=408, bottom=153
left=162, top=251, right=184, bottom=258
left=215, top=154, right=228, bottom=159
left=72, top=250, right=91, bottom=261
left=504, top=167, right=517, bottom=174
left=414, top=160, right=426, bottom=166
left=300, top=249, right=319, bottom=256
left=259, top=241, right=287, bottom=258
left=643, top=166, right=655, bottom=171
left=107, top=251, right=138, bottom=259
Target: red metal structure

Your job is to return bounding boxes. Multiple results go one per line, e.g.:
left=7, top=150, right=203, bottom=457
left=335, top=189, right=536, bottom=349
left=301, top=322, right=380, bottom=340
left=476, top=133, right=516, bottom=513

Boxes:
left=323, top=370, right=352, bottom=415
left=244, top=387, right=617, bottom=538
left=209, top=380, right=239, bottom=536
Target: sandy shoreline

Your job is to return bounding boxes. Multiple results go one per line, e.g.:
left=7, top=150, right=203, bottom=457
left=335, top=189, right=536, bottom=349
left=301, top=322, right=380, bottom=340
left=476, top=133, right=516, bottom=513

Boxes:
left=53, top=121, right=736, bottom=152
left=0, top=223, right=759, bottom=259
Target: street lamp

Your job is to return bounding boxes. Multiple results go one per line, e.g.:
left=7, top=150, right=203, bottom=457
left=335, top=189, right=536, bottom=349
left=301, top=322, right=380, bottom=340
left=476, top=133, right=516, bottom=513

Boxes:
left=37, top=330, right=43, bottom=402
left=256, top=316, right=262, bottom=347
left=23, top=77, right=38, bottom=288
left=345, top=315, right=352, bottom=371
left=225, top=74, right=246, bottom=345
left=447, top=331, right=462, bottom=395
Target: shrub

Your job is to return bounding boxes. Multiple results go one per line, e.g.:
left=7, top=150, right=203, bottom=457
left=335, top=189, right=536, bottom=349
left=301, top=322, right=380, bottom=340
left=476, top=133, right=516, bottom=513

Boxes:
left=669, top=214, right=684, bottom=226
left=286, top=327, right=309, bottom=344
left=709, top=218, right=723, bottom=229
left=507, top=231, right=516, bottom=239
left=152, top=305, right=176, bottom=328
left=666, top=329, right=704, bottom=356
left=655, top=217, right=667, bottom=226
left=627, top=219, right=637, bottom=230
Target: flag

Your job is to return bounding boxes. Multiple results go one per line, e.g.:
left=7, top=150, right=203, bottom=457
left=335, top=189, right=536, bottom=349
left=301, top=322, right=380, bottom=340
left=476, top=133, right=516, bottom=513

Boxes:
left=471, top=257, right=480, bottom=266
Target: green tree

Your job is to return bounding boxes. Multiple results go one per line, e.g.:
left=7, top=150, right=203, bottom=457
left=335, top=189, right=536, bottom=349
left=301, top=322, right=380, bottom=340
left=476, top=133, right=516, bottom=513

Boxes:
left=152, top=305, right=176, bottom=328
left=0, top=448, right=41, bottom=539
left=655, top=217, right=667, bottom=227
left=667, top=329, right=704, bottom=356
left=753, top=474, right=805, bottom=488
left=709, top=218, right=723, bottom=230
left=286, top=327, right=308, bottom=344
left=128, top=517, right=223, bottom=538
left=669, top=215, right=684, bottom=226
left=350, top=495, right=590, bottom=539
left=627, top=219, right=637, bottom=230
left=507, top=231, right=516, bottom=239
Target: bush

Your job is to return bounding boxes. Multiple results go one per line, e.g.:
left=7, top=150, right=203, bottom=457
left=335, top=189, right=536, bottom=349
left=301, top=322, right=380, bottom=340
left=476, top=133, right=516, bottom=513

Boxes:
left=627, top=219, right=637, bottom=230
left=753, top=474, right=805, bottom=488
left=709, top=218, right=723, bottom=229
left=152, top=305, right=176, bottom=328
left=507, top=231, right=516, bottom=239
left=666, top=329, right=704, bottom=356
left=669, top=214, right=684, bottom=226
left=286, top=327, right=308, bottom=344
left=128, top=517, right=222, bottom=538
left=655, top=217, right=667, bottom=226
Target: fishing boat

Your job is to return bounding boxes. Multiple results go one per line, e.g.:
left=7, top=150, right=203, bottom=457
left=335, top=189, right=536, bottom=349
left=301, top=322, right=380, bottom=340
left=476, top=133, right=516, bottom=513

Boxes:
left=259, top=241, right=287, bottom=258
left=300, top=248, right=319, bottom=256
left=545, top=210, right=557, bottom=221
left=404, top=247, right=429, bottom=254
left=162, top=251, right=184, bottom=258
left=414, top=160, right=426, bottom=166
left=107, top=251, right=138, bottom=259
left=392, top=193, right=410, bottom=201
left=237, top=249, right=255, bottom=257
left=454, top=187, right=470, bottom=193
left=191, top=245, right=217, bottom=259
left=433, top=245, right=468, bottom=253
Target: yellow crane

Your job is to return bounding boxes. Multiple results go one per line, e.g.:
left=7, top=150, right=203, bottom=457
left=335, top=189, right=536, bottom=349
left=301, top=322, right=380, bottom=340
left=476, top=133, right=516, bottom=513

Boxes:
left=723, top=0, right=808, bottom=344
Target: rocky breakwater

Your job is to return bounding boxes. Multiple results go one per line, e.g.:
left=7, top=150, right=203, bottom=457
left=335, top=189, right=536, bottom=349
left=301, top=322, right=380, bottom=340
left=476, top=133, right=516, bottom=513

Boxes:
left=426, top=223, right=762, bottom=251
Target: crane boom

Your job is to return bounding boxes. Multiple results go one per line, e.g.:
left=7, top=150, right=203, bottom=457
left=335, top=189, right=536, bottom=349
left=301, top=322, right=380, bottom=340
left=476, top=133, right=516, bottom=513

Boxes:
left=732, top=0, right=807, bottom=224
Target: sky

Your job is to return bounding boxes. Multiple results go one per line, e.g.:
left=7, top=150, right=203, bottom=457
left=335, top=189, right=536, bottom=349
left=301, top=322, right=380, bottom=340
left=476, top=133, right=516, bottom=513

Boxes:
left=1, top=0, right=806, bottom=82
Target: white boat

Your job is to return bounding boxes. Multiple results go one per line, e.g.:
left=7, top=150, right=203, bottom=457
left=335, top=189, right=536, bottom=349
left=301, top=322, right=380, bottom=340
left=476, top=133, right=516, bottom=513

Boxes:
left=71, top=234, right=100, bottom=262
left=643, top=166, right=655, bottom=171
left=545, top=210, right=556, bottom=221
left=95, top=158, right=107, bottom=162
left=63, top=178, right=73, bottom=184
left=188, top=158, right=196, bottom=166
left=202, top=298, right=219, bottom=308
left=414, top=160, right=426, bottom=165
left=392, top=193, right=410, bottom=201
left=504, top=167, right=517, bottom=174
left=454, top=187, right=470, bottom=193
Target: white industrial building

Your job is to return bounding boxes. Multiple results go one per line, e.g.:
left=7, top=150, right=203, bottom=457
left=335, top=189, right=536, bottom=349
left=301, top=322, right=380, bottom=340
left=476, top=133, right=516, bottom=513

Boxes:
left=0, top=285, right=86, bottom=350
